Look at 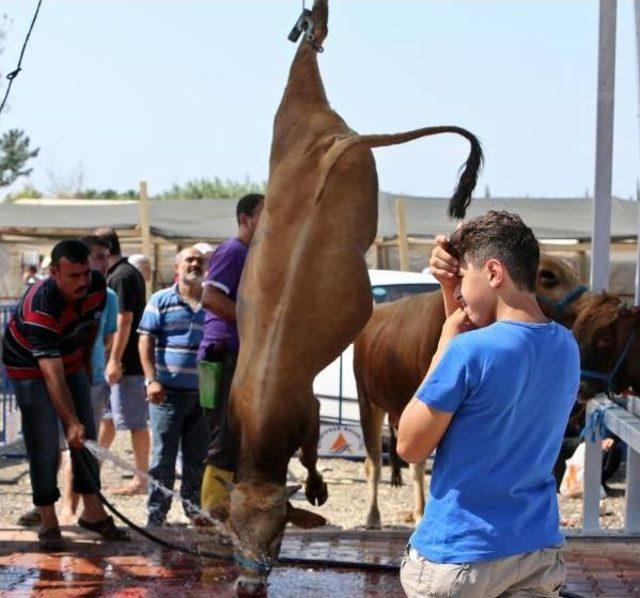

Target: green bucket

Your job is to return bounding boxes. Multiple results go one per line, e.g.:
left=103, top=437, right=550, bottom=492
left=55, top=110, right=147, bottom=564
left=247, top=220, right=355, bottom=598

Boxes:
left=198, top=360, right=223, bottom=409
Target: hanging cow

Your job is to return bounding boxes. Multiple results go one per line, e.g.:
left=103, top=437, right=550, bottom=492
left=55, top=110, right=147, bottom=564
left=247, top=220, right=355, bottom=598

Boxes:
left=219, top=1, right=483, bottom=592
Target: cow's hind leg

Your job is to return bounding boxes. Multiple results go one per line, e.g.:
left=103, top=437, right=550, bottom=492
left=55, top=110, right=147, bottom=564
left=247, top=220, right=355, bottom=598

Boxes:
left=388, top=423, right=404, bottom=487
left=299, top=398, right=328, bottom=506
left=360, top=400, right=386, bottom=529
left=410, top=461, right=426, bottom=524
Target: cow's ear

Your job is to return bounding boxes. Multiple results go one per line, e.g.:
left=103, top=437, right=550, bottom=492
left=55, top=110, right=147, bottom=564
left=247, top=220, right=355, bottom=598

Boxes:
left=287, top=505, right=327, bottom=529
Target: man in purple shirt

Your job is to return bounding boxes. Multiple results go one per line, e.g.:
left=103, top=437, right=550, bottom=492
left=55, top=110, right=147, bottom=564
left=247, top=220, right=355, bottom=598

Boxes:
left=199, top=193, right=264, bottom=511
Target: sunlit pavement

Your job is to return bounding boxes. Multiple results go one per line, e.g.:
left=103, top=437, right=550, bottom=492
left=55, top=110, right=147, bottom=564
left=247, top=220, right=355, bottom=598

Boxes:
left=0, top=528, right=638, bottom=597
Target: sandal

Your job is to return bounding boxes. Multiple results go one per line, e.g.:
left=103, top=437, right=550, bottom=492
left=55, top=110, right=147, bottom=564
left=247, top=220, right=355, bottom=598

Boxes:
left=18, top=508, right=41, bottom=527
left=38, top=527, right=65, bottom=551
left=78, top=515, right=130, bottom=541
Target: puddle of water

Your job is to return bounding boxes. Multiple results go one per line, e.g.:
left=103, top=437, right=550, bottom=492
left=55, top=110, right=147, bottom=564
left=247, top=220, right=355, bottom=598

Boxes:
left=1, top=554, right=401, bottom=597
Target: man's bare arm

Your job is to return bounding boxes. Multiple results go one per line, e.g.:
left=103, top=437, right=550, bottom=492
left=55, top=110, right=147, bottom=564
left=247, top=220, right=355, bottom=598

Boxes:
left=138, top=333, right=156, bottom=380
left=429, top=235, right=460, bottom=317
left=397, top=400, right=453, bottom=463
left=106, top=311, right=132, bottom=383
left=397, top=309, right=472, bottom=463
left=39, top=357, right=85, bottom=448
left=138, top=333, right=165, bottom=405
left=201, top=285, right=236, bottom=321
left=104, top=332, right=114, bottom=354
left=397, top=343, right=453, bottom=463
left=111, top=312, right=133, bottom=361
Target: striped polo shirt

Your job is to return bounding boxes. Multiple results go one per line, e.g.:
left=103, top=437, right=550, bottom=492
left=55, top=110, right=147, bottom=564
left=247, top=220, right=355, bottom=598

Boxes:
left=138, top=284, right=204, bottom=391
left=2, top=273, right=106, bottom=379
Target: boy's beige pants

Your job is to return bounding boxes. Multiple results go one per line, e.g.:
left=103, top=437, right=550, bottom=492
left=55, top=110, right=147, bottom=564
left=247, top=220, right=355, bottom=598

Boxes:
left=400, top=544, right=565, bottom=597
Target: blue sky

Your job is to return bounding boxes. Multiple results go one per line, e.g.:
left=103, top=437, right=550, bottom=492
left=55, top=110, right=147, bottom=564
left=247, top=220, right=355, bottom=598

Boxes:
left=1, top=1, right=639, bottom=199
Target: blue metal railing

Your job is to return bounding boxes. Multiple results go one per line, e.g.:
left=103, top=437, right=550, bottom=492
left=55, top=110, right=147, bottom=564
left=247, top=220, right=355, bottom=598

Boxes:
left=0, top=301, right=18, bottom=446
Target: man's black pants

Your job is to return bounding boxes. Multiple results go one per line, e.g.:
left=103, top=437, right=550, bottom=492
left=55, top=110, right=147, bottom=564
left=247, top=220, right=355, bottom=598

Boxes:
left=201, top=345, right=238, bottom=472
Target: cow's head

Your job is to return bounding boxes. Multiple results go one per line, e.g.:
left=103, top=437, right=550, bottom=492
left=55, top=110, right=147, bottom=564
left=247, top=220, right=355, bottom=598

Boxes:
left=215, top=479, right=326, bottom=595
left=573, top=294, right=640, bottom=398
left=536, top=255, right=580, bottom=299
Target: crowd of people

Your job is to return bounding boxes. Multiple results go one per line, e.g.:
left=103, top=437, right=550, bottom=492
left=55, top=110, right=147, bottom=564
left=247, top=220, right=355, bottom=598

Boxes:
left=2, top=193, right=264, bottom=549
left=3, top=204, right=612, bottom=597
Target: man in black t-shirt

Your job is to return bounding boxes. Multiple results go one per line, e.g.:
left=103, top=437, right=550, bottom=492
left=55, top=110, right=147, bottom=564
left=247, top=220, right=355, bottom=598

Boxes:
left=95, top=228, right=149, bottom=495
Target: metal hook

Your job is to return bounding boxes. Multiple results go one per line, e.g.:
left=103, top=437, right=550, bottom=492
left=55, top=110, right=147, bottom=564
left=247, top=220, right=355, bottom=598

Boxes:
left=288, top=8, right=313, bottom=43
left=287, top=7, right=323, bottom=52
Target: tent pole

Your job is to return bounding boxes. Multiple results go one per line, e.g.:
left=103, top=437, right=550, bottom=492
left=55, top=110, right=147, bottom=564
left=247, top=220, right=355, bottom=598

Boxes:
left=395, top=198, right=409, bottom=272
left=634, top=0, right=640, bottom=304
left=590, top=0, right=617, bottom=293
left=139, top=181, right=153, bottom=296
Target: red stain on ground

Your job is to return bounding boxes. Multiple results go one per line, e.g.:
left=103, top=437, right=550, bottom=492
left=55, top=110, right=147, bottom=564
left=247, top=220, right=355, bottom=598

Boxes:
left=0, top=528, right=638, bottom=597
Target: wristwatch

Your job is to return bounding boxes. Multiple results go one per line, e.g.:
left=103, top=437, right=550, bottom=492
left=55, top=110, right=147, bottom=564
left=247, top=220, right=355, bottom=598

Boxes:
left=144, top=376, right=159, bottom=387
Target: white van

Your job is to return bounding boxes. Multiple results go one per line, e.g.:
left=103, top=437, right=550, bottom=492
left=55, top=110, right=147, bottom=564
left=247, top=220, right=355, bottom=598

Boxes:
left=314, top=269, right=440, bottom=427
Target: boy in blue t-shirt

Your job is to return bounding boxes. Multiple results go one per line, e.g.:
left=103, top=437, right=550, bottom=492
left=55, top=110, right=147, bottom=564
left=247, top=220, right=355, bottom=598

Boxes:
left=398, top=211, right=579, bottom=598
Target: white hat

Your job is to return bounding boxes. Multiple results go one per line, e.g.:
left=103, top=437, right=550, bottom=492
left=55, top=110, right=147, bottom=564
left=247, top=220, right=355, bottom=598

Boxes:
left=193, top=242, right=215, bottom=256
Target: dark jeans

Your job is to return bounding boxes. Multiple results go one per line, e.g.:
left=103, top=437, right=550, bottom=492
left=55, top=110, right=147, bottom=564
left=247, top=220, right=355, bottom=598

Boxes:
left=13, top=370, right=100, bottom=507
left=201, top=345, right=238, bottom=471
left=148, top=390, right=209, bottom=523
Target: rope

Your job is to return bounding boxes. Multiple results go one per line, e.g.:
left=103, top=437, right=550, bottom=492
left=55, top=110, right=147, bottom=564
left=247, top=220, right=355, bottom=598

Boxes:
left=580, top=330, right=637, bottom=394
left=537, top=285, right=588, bottom=321
left=580, top=405, right=612, bottom=442
left=0, top=0, right=44, bottom=117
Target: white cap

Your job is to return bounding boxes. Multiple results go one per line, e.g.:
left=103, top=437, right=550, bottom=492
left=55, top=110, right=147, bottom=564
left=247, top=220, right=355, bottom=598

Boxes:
left=193, top=242, right=215, bottom=256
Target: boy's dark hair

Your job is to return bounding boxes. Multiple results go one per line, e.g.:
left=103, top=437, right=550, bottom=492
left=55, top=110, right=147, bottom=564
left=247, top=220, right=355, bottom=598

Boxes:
left=236, top=193, right=264, bottom=224
left=94, top=228, right=121, bottom=256
left=51, top=239, right=90, bottom=267
left=449, top=211, right=539, bottom=292
left=79, top=235, right=109, bottom=251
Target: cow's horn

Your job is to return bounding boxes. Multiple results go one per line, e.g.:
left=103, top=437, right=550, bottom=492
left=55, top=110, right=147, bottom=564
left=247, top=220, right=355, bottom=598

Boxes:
left=283, top=485, right=302, bottom=500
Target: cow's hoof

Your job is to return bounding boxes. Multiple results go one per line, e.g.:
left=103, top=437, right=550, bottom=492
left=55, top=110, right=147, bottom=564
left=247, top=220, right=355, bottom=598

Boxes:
left=306, top=480, right=328, bottom=506
left=390, top=472, right=403, bottom=487
left=366, top=511, right=381, bottom=529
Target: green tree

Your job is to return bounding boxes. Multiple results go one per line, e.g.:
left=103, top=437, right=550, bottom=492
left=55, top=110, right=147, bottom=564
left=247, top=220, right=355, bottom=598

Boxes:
left=157, top=176, right=266, bottom=199
left=0, top=129, right=39, bottom=187
left=76, top=188, right=138, bottom=200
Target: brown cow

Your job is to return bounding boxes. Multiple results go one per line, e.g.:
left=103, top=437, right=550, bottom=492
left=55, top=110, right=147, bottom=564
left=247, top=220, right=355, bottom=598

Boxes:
left=573, top=293, right=640, bottom=399
left=218, top=0, right=483, bottom=592
left=354, top=254, right=585, bottom=529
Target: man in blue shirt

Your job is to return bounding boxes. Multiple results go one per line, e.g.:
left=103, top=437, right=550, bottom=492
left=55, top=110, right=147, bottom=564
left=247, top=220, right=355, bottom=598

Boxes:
left=138, top=247, right=209, bottom=527
left=398, top=211, right=579, bottom=597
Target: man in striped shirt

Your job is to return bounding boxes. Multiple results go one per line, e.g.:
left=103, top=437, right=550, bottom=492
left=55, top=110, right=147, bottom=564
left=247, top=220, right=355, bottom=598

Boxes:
left=138, top=247, right=209, bottom=527
left=2, top=240, right=128, bottom=550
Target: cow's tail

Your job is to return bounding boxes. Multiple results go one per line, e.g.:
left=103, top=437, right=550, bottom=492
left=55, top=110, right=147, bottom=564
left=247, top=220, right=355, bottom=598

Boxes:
left=321, top=126, right=483, bottom=220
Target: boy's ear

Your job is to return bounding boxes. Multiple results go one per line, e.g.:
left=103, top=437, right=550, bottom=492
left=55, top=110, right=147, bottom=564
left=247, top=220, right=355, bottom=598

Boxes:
left=485, top=259, right=503, bottom=288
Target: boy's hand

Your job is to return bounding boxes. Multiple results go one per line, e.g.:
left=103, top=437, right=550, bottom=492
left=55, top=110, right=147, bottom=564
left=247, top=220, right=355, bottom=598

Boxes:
left=440, top=308, right=475, bottom=345
left=429, top=235, right=459, bottom=291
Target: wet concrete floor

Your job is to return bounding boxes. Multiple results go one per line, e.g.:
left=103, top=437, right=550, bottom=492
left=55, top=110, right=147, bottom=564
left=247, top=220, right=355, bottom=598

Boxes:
left=0, top=527, right=639, bottom=597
